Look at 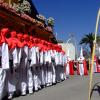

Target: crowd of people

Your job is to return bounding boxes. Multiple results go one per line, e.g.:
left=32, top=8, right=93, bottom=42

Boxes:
left=0, top=28, right=99, bottom=100
left=0, top=28, right=66, bottom=100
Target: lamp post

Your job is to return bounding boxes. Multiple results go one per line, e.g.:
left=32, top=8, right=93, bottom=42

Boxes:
left=66, top=37, right=72, bottom=55
left=66, top=36, right=78, bottom=60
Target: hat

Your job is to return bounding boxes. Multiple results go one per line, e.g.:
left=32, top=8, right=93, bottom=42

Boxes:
left=11, top=31, right=17, bottom=38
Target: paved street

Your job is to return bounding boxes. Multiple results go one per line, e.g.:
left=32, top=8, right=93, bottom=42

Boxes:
left=13, top=73, right=100, bottom=100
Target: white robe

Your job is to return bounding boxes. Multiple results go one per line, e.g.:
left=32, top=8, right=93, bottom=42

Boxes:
left=7, top=47, right=18, bottom=94
left=66, top=58, right=70, bottom=76
left=20, top=46, right=29, bottom=94
left=47, top=51, right=52, bottom=85
left=30, top=47, right=37, bottom=66
left=93, top=61, right=97, bottom=73
left=50, top=50, right=56, bottom=83
left=40, top=51, right=45, bottom=85
left=0, top=68, right=6, bottom=100
left=2, top=43, right=9, bottom=69
left=12, top=48, right=18, bottom=68
left=27, top=47, right=34, bottom=92
left=77, top=58, right=84, bottom=76
left=0, top=44, right=8, bottom=99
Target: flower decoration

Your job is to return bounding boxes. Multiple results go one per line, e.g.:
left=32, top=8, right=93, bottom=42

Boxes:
left=47, top=17, right=54, bottom=27
left=0, top=1, right=36, bottom=24
left=22, top=0, right=31, bottom=13
left=13, top=0, right=31, bottom=14
left=36, top=14, right=46, bottom=24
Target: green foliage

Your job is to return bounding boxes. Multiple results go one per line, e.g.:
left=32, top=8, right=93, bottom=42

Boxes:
left=80, top=33, right=100, bottom=45
left=80, top=33, right=94, bottom=45
left=80, top=33, right=100, bottom=53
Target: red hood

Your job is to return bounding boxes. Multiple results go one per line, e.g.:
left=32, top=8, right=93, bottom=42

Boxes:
left=23, top=34, right=30, bottom=47
left=0, top=28, right=9, bottom=44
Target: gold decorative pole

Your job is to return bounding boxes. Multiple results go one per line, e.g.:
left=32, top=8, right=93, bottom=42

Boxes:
left=9, top=0, right=11, bottom=6
left=88, top=58, right=90, bottom=73
left=88, top=8, right=100, bottom=100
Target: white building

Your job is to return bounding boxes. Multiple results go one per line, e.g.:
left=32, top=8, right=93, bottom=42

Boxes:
left=58, top=42, right=76, bottom=60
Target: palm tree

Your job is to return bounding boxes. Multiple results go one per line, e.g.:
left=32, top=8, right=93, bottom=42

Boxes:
left=80, top=33, right=100, bottom=54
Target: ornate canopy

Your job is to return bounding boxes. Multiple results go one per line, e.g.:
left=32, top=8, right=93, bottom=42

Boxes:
left=0, top=0, right=57, bottom=44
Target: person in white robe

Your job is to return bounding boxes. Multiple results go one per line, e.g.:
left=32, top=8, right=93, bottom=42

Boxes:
left=0, top=28, right=9, bottom=100
left=15, top=33, right=23, bottom=95
left=77, top=47, right=85, bottom=76
left=32, top=39, right=41, bottom=91
left=27, top=36, right=34, bottom=94
left=39, top=46, right=46, bottom=87
left=65, top=49, right=70, bottom=76
left=7, top=31, right=19, bottom=99
left=46, top=48, right=53, bottom=86
left=20, top=34, right=29, bottom=95
left=50, top=49, right=56, bottom=84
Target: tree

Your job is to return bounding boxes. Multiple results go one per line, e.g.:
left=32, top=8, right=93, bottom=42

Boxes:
left=80, top=33, right=100, bottom=54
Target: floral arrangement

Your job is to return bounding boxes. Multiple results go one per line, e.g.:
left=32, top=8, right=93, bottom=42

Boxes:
left=0, top=1, right=35, bottom=23
left=47, top=17, right=54, bottom=27
left=22, top=0, right=31, bottom=12
left=0, top=0, right=53, bottom=33
left=13, top=0, right=31, bottom=14
left=36, top=14, right=46, bottom=24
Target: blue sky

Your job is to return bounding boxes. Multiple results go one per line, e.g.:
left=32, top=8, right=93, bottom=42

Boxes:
left=32, top=0, right=100, bottom=44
